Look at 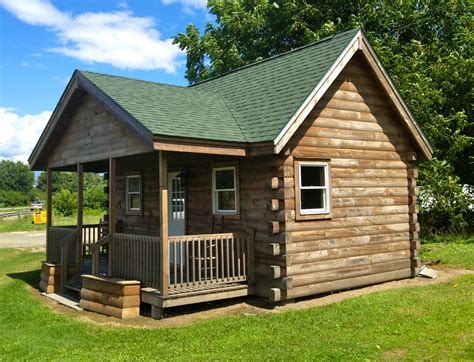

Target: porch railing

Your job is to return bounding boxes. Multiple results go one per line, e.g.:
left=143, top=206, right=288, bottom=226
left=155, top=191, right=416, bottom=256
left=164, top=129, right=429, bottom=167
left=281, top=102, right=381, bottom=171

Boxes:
left=82, top=223, right=105, bottom=256
left=90, top=229, right=255, bottom=292
left=169, top=231, right=255, bottom=289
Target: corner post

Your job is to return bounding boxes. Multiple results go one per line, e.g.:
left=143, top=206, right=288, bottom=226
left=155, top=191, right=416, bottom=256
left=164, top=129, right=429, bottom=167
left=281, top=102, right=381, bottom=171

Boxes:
left=77, top=163, right=84, bottom=271
left=159, top=151, right=169, bottom=299
left=46, top=168, right=53, bottom=262
left=247, top=228, right=255, bottom=286
left=108, top=158, right=117, bottom=275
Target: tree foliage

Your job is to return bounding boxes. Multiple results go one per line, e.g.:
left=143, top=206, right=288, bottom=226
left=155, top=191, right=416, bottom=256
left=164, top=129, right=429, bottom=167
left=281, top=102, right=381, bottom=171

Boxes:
left=0, top=160, right=34, bottom=195
left=36, top=171, right=106, bottom=213
left=0, top=189, right=29, bottom=207
left=53, top=189, right=77, bottom=217
left=175, top=0, right=473, bottom=234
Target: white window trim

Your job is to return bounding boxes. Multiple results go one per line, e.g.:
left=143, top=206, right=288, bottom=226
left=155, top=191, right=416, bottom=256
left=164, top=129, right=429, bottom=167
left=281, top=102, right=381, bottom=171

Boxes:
left=298, top=161, right=330, bottom=215
left=126, top=174, right=141, bottom=212
left=212, top=166, right=237, bottom=215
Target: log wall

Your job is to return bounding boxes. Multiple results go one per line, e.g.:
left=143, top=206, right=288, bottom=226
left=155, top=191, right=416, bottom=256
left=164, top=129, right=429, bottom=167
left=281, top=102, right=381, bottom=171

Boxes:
left=275, top=53, right=421, bottom=300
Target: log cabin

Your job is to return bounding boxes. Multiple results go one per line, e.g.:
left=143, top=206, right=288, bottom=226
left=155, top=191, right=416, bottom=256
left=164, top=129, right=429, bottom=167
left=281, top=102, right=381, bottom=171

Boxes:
left=29, top=28, right=433, bottom=319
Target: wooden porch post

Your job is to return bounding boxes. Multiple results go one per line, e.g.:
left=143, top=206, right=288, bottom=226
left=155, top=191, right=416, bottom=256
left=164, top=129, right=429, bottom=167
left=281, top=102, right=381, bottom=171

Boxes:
left=77, top=163, right=84, bottom=270
left=108, top=158, right=117, bottom=275
left=159, top=151, right=169, bottom=299
left=46, top=168, right=53, bottom=262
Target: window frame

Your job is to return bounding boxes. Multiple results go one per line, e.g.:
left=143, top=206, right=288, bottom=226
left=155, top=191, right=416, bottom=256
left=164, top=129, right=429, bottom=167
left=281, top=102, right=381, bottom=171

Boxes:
left=294, top=160, right=332, bottom=220
left=125, top=173, right=142, bottom=215
left=211, top=162, right=240, bottom=217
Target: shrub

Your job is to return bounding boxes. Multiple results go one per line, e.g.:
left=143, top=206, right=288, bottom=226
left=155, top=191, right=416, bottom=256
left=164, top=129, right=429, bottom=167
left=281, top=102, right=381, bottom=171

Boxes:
left=418, top=159, right=472, bottom=237
left=53, top=189, right=76, bottom=216
left=0, top=189, right=29, bottom=207
left=84, top=186, right=106, bottom=211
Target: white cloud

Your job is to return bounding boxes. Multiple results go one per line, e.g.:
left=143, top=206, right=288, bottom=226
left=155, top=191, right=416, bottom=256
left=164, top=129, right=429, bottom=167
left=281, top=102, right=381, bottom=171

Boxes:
left=162, top=0, right=207, bottom=8
left=0, top=0, right=182, bottom=72
left=0, top=107, right=52, bottom=164
left=162, top=0, right=207, bottom=14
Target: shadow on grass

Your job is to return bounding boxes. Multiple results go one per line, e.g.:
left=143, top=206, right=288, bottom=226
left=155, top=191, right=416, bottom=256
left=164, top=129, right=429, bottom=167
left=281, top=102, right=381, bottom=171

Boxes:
left=7, top=269, right=41, bottom=289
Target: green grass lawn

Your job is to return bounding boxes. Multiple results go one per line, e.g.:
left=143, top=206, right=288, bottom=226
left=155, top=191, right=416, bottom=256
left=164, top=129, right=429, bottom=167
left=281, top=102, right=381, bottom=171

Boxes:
left=421, top=234, right=474, bottom=269
left=0, top=211, right=104, bottom=233
left=0, top=245, right=473, bottom=360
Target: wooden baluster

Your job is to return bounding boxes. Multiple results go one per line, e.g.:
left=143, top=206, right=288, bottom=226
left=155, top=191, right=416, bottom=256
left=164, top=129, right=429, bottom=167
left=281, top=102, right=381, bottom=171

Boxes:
left=197, top=238, right=201, bottom=283
left=186, top=239, right=189, bottom=285
left=180, top=240, right=184, bottom=286
left=231, top=236, right=235, bottom=280
left=236, top=235, right=241, bottom=279
left=204, top=238, right=207, bottom=283
left=209, top=236, right=213, bottom=282
left=215, top=236, right=220, bottom=282
left=220, top=237, right=224, bottom=282
left=226, top=236, right=230, bottom=281
left=173, top=240, right=177, bottom=287
left=192, top=238, right=196, bottom=285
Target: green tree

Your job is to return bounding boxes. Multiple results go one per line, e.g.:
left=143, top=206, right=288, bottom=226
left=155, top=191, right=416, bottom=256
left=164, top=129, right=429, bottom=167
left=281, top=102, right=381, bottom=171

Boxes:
left=53, top=189, right=77, bottom=216
left=0, top=189, right=29, bottom=207
left=36, top=171, right=105, bottom=193
left=0, top=160, right=34, bottom=195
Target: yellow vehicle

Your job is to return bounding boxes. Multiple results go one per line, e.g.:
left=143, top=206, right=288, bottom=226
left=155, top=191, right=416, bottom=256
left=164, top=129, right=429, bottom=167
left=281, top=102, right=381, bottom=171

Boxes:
left=33, top=210, right=47, bottom=225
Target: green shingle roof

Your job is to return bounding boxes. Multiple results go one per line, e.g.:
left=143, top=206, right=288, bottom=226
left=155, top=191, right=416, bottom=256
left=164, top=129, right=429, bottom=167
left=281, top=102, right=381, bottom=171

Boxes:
left=80, top=28, right=359, bottom=144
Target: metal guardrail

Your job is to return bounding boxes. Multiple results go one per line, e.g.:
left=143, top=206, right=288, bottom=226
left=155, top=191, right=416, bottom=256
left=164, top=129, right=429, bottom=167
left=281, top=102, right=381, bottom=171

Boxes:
left=0, top=210, right=31, bottom=219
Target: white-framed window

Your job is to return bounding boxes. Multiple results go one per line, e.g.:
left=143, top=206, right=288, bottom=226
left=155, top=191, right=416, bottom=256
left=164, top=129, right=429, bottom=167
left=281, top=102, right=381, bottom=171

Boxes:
left=298, top=162, right=330, bottom=215
left=126, top=174, right=141, bottom=212
left=212, top=166, right=238, bottom=214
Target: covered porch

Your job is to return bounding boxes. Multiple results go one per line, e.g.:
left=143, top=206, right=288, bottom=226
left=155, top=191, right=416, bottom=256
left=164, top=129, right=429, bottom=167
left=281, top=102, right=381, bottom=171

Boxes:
left=43, top=150, right=256, bottom=319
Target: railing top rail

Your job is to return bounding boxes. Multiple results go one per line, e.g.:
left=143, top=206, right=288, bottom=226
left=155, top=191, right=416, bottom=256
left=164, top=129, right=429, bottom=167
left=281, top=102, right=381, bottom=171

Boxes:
left=50, top=225, right=77, bottom=230
left=82, top=223, right=103, bottom=227
left=91, top=234, right=112, bottom=252
left=114, top=233, right=161, bottom=241
left=49, top=226, right=78, bottom=231
left=169, top=232, right=247, bottom=241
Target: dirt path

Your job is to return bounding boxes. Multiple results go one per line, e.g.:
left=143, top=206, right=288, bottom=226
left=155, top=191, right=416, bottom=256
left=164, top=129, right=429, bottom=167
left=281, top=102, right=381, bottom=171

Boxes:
left=0, top=231, right=46, bottom=248
left=32, top=266, right=473, bottom=329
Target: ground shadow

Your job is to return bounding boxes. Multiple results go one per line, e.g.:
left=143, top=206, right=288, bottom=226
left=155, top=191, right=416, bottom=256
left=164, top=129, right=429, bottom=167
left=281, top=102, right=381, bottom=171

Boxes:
left=7, top=269, right=41, bottom=289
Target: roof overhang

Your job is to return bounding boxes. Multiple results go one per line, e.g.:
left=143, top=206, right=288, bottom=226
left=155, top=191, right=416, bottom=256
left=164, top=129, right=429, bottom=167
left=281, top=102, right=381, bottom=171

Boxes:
left=273, top=30, right=434, bottom=161
left=29, top=71, right=154, bottom=170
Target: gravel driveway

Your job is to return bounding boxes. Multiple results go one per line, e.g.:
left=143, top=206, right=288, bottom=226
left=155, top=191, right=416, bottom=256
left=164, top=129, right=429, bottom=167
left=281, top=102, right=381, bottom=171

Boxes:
left=0, top=231, right=46, bottom=248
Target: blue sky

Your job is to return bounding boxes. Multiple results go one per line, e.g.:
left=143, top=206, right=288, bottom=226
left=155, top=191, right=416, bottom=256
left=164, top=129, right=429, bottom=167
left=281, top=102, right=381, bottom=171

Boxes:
left=0, top=0, right=208, bottom=163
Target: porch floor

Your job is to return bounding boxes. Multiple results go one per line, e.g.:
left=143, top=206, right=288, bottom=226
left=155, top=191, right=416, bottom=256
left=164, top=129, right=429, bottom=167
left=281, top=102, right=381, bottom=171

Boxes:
left=142, top=282, right=254, bottom=308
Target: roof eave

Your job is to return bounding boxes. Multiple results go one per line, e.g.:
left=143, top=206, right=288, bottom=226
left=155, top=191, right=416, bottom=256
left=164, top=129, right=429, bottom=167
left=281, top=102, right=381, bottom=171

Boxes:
left=28, top=71, right=155, bottom=171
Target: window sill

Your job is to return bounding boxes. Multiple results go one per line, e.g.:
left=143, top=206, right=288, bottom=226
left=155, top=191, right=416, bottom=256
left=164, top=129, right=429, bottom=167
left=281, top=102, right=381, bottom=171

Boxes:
left=125, top=210, right=142, bottom=216
left=296, top=212, right=332, bottom=221
left=213, top=213, right=241, bottom=220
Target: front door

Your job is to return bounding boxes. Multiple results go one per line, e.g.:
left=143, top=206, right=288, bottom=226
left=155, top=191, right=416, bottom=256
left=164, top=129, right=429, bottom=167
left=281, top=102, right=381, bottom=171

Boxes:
left=168, top=171, right=185, bottom=236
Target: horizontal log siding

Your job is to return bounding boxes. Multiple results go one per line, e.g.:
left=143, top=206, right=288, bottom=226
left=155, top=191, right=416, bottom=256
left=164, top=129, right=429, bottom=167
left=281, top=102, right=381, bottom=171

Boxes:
left=282, top=54, right=419, bottom=299
left=47, top=94, right=151, bottom=168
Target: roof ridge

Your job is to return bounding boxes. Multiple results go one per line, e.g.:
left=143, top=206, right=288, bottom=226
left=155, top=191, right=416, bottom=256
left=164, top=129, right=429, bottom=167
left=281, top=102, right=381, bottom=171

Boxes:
left=190, top=28, right=360, bottom=87
left=78, top=70, right=189, bottom=90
